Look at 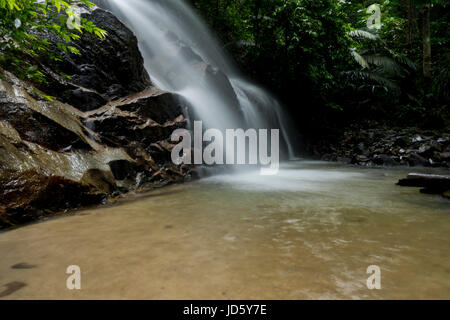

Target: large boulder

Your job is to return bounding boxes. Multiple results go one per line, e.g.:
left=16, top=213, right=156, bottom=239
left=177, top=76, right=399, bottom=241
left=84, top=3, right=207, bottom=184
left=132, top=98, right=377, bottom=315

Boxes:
left=37, top=3, right=151, bottom=111
left=0, top=70, right=130, bottom=227
left=397, top=173, right=450, bottom=198
left=82, top=88, right=189, bottom=175
left=0, top=3, right=198, bottom=229
left=0, top=69, right=191, bottom=229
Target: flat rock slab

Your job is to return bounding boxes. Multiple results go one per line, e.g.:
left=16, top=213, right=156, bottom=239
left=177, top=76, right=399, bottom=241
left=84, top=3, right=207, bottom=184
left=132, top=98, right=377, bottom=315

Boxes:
left=398, top=173, right=450, bottom=187
left=397, top=173, right=450, bottom=196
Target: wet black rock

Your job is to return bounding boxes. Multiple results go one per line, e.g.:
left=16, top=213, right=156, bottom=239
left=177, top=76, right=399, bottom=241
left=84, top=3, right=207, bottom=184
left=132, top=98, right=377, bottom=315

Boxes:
left=405, top=153, right=429, bottom=167
left=311, top=126, right=450, bottom=168
left=373, top=154, right=397, bottom=166
left=0, top=67, right=191, bottom=229
left=38, top=4, right=150, bottom=111
left=0, top=84, right=92, bottom=152
left=353, top=155, right=370, bottom=164
left=437, top=152, right=450, bottom=162
left=0, top=3, right=193, bottom=229
left=108, top=160, right=137, bottom=181
left=397, top=173, right=450, bottom=198
left=0, top=70, right=131, bottom=228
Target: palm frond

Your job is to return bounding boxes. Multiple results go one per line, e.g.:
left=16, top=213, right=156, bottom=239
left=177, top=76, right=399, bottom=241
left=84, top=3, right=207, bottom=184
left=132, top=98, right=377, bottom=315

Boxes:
left=384, top=48, right=417, bottom=71
left=433, top=55, right=450, bottom=100
left=348, top=29, right=378, bottom=41
left=350, top=49, right=369, bottom=69
left=363, top=54, right=405, bottom=75
left=343, top=70, right=400, bottom=95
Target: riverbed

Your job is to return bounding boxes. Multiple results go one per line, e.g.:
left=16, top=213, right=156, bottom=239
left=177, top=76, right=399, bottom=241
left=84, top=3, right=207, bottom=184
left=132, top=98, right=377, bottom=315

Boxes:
left=0, top=161, right=449, bottom=299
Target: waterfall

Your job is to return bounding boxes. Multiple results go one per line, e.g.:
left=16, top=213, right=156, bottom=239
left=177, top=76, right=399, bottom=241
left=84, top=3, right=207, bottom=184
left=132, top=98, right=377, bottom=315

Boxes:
left=102, top=0, right=296, bottom=159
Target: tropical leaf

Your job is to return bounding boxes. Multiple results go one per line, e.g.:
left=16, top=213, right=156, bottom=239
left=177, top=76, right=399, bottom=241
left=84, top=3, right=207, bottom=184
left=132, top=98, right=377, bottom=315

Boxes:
left=348, top=29, right=378, bottom=41
left=363, top=54, right=405, bottom=75
left=350, top=49, right=369, bottom=69
left=343, top=70, right=400, bottom=95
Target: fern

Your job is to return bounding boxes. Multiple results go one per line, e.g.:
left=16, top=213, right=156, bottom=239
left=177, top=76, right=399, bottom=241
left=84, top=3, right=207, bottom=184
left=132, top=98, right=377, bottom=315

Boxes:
left=346, top=28, right=415, bottom=97
left=344, top=70, right=400, bottom=94
left=348, top=29, right=379, bottom=41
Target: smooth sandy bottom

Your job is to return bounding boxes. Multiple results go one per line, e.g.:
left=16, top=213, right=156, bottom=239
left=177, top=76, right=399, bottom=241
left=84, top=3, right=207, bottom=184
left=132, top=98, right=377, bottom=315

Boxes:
left=0, top=162, right=449, bottom=299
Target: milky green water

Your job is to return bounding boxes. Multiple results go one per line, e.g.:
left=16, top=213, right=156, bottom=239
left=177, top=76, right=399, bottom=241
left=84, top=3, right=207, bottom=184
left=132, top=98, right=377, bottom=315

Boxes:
left=0, top=162, right=449, bottom=299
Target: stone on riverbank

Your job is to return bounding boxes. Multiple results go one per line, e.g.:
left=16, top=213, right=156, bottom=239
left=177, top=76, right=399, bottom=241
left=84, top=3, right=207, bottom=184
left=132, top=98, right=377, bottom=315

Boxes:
left=397, top=173, right=450, bottom=198
left=314, top=127, right=450, bottom=168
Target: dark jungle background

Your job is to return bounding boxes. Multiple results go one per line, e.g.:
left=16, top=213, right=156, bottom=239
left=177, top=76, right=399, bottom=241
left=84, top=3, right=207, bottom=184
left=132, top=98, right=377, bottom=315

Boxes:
left=189, top=0, right=449, bottom=149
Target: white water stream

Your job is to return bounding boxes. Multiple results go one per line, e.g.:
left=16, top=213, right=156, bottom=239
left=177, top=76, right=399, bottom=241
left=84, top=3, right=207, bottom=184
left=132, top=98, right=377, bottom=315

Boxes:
left=104, top=0, right=296, bottom=158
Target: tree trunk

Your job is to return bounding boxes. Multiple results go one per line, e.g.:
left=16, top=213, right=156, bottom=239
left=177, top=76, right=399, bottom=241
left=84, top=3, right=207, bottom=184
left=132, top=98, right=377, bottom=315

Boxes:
left=422, top=2, right=432, bottom=90
left=405, top=0, right=412, bottom=45
left=252, top=0, right=261, bottom=47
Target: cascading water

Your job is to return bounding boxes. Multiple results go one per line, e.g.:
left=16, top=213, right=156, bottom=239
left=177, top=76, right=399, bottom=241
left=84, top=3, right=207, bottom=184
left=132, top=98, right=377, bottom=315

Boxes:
left=101, top=0, right=296, bottom=159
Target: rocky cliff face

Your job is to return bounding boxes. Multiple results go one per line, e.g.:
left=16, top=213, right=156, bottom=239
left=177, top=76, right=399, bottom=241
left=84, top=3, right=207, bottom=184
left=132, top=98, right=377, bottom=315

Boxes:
left=0, top=5, right=193, bottom=229
left=36, top=3, right=151, bottom=111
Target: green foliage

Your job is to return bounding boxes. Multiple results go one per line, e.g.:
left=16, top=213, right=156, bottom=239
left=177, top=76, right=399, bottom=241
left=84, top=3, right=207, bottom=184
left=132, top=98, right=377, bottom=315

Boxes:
left=346, top=28, right=416, bottom=96
left=193, top=0, right=351, bottom=107
left=191, top=0, right=449, bottom=129
left=0, top=0, right=107, bottom=83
